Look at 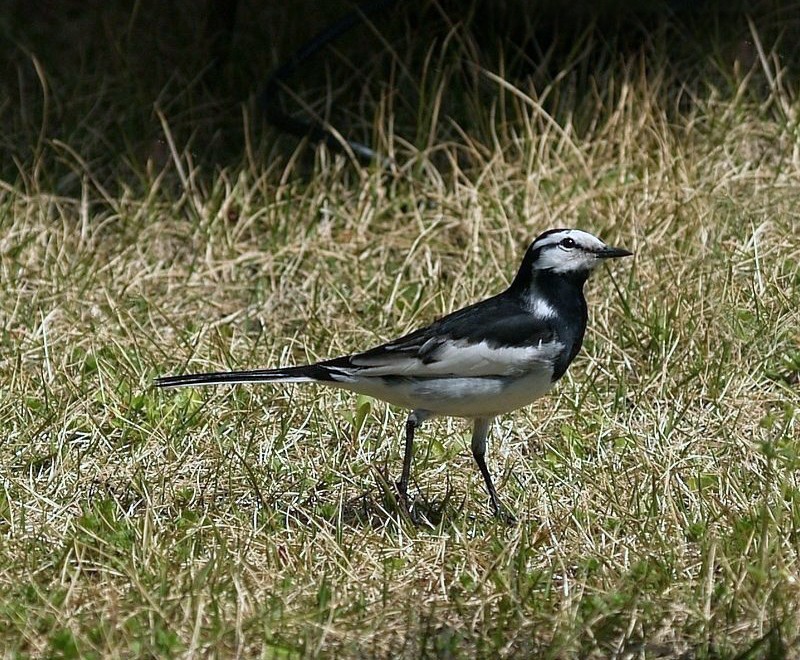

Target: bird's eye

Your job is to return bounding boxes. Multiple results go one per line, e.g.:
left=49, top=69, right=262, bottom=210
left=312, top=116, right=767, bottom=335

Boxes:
left=560, top=237, right=576, bottom=249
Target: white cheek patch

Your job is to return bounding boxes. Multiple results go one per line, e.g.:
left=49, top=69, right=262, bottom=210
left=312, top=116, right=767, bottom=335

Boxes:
left=552, top=252, right=598, bottom=273
left=534, top=248, right=599, bottom=274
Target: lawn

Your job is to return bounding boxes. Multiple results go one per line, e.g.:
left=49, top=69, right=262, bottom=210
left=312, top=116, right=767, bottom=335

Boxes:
left=1, top=1, right=799, bottom=657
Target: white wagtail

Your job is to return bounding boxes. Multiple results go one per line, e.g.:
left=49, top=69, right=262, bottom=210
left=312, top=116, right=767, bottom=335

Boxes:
left=157, top=228, right=632, bottom=520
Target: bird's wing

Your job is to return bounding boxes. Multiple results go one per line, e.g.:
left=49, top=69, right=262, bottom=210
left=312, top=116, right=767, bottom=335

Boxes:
left=325, top=294, right=561, bottom=378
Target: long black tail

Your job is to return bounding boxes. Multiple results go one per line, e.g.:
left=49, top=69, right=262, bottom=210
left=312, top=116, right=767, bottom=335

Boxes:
left=155, top=364, right=336, bottom=389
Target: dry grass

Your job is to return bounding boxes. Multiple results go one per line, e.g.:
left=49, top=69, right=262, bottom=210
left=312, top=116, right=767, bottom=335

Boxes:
left=1, top=1, right=799, bottom=657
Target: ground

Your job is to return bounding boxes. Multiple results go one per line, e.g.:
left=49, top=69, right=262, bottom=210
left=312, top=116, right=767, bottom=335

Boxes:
left=1, top=1, right=799, bottom=657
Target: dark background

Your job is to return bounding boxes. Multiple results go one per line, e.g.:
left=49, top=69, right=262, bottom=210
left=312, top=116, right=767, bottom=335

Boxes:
left=1, top=0, right=797, bottom=188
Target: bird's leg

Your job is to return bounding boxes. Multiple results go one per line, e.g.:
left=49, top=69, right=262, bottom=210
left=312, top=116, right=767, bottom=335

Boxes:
left=471, top=417, right=515, bottom=523
left=396, top=411, right=425, bottom=509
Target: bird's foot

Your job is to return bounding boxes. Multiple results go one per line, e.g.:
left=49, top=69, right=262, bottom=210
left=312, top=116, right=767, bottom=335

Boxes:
left=395, top=481, right=429, bottom=525
left=491, top=501, right=517, bottom=525
left=394, top=480, right=414, bottom=515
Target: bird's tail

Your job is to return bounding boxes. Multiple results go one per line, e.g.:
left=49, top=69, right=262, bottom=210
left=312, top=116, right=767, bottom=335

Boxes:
left=155, top=363, right=342, bottom=389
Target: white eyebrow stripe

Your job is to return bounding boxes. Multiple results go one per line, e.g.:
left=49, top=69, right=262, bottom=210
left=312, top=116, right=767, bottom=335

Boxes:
left=532, top=229, right=607, bottom=252
left=533, top=233, right=570, bottom=249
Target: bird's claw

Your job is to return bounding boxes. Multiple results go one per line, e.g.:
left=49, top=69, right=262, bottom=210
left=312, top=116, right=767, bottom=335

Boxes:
left=492, top=502, right=517, bottom=525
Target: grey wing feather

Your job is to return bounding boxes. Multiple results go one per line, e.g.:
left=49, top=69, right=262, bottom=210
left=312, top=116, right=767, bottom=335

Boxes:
left=325, top=295, right=560, bottom=378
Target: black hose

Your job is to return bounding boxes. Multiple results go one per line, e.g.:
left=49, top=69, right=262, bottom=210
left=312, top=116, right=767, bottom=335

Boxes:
left=259, top=0, right=404, bottom=163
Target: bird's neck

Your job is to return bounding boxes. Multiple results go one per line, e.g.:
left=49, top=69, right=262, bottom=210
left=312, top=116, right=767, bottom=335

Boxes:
left=519, top=269, right=590, bottom=380
left=523, top=267, right=588, bottom=326
left=532, top=270, right=587, bottom=313
left=511, top=267, right=590, bottom=304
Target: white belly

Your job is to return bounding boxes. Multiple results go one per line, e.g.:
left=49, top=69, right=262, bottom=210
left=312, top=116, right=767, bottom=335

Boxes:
left=336, top=368, right=556, bottom=418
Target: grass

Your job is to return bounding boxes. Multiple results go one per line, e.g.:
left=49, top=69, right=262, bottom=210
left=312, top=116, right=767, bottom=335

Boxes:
left=1, top=1, right=800, bottom=656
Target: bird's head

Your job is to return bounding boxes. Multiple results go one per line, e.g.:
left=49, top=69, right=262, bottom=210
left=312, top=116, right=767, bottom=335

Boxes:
left=529, top=228, right=632, bottom=274
left=511, top=228, right=632, bottom=290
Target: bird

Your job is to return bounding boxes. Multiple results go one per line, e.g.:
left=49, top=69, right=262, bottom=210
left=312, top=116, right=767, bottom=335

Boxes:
left=156, top=228, right=632, bottom=521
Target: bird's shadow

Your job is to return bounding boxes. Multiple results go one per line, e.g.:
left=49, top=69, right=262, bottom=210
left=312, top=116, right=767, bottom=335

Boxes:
left=334, top=470, right=464, bottom=531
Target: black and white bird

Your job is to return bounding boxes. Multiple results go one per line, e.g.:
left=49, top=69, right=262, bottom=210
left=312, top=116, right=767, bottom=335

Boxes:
left=157, top=228, right=632, bottom=520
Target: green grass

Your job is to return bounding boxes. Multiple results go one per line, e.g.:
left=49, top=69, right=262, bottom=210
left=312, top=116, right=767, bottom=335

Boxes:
left=1, top=1, right=800, bottom=656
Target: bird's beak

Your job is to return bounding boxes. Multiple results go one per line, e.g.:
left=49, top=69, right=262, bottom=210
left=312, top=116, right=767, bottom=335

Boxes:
left=596, top=245, right=633, bottom=259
